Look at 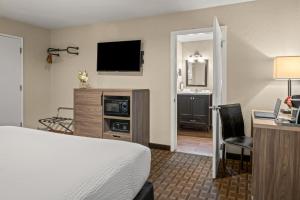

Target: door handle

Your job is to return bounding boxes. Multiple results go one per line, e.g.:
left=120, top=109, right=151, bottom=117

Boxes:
left=209, top=106, right=220, bottom=110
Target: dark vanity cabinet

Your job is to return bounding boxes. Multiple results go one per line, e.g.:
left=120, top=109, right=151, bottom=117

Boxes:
left=177, top=94, right=212, bottom=131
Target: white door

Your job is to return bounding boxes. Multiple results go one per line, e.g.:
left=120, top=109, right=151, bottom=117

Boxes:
left=212, top=17, right=224, bottom=178
left=0, top=35, right=22, bottom=126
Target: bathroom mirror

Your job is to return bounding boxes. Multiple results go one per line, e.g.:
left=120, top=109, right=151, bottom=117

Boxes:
left=186, top=59, right=208, bottom=87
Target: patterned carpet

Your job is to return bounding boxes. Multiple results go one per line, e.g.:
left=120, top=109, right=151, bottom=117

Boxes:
left=148, top=149, right=252, bottom=200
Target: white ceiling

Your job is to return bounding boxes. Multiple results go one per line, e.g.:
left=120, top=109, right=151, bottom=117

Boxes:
left=0, top=0, right=254, bottom=29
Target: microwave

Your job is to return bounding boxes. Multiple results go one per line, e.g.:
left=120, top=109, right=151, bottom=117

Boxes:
left=104, top=96, right=130, bottom=117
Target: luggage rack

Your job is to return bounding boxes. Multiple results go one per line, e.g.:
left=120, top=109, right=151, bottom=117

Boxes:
left=38, top=107, right=74, bottom=134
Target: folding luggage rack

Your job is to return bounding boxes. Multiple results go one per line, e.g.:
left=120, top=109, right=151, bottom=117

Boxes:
left=38, top=107, right=74, bottom=134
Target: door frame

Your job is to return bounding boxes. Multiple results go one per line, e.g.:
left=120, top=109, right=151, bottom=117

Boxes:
left=170, top=26, right=227, bottom=152
left=0, top=33, right=24, bottom=126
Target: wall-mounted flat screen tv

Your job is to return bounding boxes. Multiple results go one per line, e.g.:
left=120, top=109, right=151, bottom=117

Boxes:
left=97, top=40, right=142, bottom=72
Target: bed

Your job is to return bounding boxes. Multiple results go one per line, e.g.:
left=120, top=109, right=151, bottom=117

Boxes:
left=0, top=126, right=153, bottom=200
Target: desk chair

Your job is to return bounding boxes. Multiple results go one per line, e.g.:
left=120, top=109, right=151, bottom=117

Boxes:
left=218, top=104, right=253, bottom=175
left=292, top=95, right=300, bottom=108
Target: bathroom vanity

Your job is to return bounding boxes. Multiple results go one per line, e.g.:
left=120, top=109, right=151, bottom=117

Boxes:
left=177, top=93, right=212, bottom=131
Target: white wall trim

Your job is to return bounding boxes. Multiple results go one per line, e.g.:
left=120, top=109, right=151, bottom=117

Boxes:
left=0, top=33, right=24, bottom=126
left=170, top=26, right=227, bottom=152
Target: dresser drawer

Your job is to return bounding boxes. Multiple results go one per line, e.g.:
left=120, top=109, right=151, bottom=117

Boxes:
left=74, top=89, right=102, bottom=106
left=74, top=121, right=102, bottom=138
left=74, top=105, right=102, bottom=123
left=179, top=116, right=208, bottom=124
left=178, top=115, right=193, bottom=122
left=179, top=122, right=209, bottom=130
left=103, top=132, right=132, bottom=142
left=193, top=116, right=209, bottom=124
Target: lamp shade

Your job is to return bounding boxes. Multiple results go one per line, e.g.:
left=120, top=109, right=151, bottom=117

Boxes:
left=274, top=56, right=300, bottom=79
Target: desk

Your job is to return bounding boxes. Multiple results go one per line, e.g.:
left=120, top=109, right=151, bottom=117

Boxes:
left=251, top=110, right=300, bottom=200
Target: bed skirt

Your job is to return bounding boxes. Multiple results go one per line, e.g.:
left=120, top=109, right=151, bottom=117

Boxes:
left=133, top=181, right=154, bottom=200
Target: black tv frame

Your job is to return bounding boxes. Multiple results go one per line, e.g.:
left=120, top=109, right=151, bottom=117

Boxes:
left=97, top=40, right=144, bottom=73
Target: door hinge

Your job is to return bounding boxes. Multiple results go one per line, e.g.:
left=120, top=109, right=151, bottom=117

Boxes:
left=20, top=48, right=23, bottom=54
left=20, top=85, right=23, bottom=91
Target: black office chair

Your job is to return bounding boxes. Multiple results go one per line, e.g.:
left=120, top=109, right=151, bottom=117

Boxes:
left=218, top=104, right=253, bottom=175
left=292, top=95, right=300, bottom=108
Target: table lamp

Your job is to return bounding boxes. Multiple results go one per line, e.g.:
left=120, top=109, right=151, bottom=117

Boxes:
left=273, top=56, right=300, bottom=96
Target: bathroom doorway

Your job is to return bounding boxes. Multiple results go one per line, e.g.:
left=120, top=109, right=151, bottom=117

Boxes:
left=175, top=32, right=214, bottom=156
left=170, top=19, right=227, bottom=178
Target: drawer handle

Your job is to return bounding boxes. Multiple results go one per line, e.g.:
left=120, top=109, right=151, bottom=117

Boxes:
left=190, top=119, right=196, bottom=122
left=112, top=135, right=121, bottom=138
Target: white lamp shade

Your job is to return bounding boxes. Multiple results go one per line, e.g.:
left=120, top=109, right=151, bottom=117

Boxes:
left=274, top=56, right=300, bottom=79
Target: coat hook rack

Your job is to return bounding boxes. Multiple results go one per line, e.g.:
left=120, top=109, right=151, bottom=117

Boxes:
left=47, top=46, right=79, bottom=56
left=47, top=46, right=79, bottom=64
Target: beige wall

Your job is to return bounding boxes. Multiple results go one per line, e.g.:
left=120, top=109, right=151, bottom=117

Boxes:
left=49, top=0, right=300, bottom=146
left=180, top=40, right=213, bottom=91
left=0, top=17, right=50, bottom=128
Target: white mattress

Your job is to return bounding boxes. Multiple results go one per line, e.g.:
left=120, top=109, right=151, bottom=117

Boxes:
left=0, top=126, right=151, bottom=200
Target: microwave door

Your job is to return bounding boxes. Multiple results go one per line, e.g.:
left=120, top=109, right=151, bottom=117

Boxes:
left=105, top=103, right=120, bottom=113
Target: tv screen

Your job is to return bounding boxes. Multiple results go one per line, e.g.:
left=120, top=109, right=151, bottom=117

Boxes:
left=97, top=40, right=141, bottom=72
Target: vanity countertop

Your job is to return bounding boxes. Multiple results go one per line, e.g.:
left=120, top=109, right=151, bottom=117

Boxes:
left=177, top=91, right=212, bottom=95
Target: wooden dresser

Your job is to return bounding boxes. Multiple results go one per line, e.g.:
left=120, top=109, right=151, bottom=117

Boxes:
left=251, top=111, right=300, bottom=200
left=74, top=89, right=103, bottom=138
left=74, top=88, right=149, bottom=146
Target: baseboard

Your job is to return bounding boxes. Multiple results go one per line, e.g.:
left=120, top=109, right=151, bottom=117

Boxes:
left=149, top=143, right=171, bottom=151
left=226, top=152, right=250, bottom=161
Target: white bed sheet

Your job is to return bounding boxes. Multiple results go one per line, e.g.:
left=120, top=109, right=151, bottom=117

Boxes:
left=0, top=126, right=151, bottom=200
